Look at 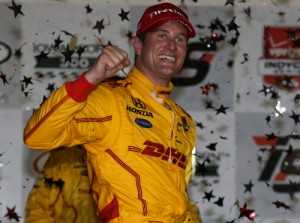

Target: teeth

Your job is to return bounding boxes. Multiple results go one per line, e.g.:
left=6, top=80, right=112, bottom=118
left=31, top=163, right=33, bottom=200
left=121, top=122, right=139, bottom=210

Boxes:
left=159, top=55, right=175, bottom=62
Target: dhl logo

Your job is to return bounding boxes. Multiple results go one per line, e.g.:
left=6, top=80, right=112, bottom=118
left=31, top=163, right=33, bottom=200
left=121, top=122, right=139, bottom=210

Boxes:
left=141, top=140, right=187, bottom=169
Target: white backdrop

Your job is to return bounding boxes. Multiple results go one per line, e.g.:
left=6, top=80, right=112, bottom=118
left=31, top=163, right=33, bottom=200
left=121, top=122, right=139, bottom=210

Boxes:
left=0, top=0, right=300, bottom=222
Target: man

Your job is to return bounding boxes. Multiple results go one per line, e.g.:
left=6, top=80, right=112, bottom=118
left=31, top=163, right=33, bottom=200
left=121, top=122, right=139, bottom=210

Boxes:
left=25, top=146, right=101, bottom=223
left=24, top=2, right=201, bottom=223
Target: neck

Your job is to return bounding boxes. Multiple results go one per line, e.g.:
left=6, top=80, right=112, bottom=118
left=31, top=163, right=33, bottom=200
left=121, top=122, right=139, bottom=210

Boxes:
left=134, top=64, right=170, bottom=87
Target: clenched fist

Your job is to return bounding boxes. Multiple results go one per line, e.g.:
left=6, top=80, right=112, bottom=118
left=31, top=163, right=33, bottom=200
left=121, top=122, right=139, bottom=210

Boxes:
left=85, top=45, right=131, bottom=85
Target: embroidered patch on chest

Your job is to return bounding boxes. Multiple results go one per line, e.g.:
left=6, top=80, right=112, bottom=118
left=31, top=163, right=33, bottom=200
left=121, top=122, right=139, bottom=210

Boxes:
left=135, top=118, right=153, bottom=128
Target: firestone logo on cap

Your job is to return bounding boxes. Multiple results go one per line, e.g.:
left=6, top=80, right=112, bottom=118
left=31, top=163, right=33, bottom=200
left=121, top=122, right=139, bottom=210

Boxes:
left=149, top=8, right=187, bottom=19
left=136, top=3, right=196, bottom=38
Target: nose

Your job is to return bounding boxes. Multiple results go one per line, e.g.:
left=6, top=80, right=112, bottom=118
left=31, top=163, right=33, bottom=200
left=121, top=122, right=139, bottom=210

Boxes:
left=166, top=38, right=176, bottom=51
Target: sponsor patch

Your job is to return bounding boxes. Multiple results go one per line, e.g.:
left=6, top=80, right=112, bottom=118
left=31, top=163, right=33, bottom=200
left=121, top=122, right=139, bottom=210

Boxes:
left=135, top=118, right=152, bottom=128
left=81, top=170, right=88, bottom=176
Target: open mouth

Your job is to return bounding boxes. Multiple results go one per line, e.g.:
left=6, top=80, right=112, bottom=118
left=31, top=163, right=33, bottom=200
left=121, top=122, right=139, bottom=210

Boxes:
left=159, top=55, right=176, bottom=62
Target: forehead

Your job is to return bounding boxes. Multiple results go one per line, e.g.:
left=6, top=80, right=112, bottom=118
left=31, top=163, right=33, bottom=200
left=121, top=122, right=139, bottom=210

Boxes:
left=152, top=20, right=188, bottom=36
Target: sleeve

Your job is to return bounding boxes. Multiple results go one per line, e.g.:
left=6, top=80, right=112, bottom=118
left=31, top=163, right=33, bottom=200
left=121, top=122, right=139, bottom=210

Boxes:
left=23, top=74, right=108, bottom=150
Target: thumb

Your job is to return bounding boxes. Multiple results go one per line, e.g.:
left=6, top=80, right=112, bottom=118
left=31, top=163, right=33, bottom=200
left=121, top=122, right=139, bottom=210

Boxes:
left=122, top=58, right=131, bottom=68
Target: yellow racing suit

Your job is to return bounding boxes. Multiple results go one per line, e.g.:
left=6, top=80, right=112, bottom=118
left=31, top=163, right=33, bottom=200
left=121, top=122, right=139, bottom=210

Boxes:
left=24, top=66, right=201, bottom=223
left=25, top=145, right=101, bottom=223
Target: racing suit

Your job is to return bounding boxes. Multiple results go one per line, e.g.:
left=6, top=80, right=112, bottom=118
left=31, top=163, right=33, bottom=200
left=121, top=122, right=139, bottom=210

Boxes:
left=24, top=66, right=201, bottom=223
left=25, top=145, right=101, bottom=223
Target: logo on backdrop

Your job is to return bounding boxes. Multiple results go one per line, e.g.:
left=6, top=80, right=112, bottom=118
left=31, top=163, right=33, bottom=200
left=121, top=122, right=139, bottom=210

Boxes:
left=172, top=42, right=215, bottom=86
left=253, top=134, right=300, bottom=194
left=34, top=36, right=99, bottom=80
left=259, top=26, right=300, bottom=91
left=0, top=41, right=12, bottom=64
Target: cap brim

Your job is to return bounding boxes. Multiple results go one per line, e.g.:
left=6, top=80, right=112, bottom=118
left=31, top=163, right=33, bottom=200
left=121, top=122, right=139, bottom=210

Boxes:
left=137, top=17, right=196, bottom=38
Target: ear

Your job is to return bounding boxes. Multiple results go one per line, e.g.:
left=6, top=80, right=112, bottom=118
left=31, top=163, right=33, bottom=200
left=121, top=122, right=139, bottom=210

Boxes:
left=131, top=36, right=143, bottom=56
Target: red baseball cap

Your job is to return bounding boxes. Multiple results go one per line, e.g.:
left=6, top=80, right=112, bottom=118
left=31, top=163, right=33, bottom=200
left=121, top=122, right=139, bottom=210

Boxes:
left=136, top=3, right=196, bottom=38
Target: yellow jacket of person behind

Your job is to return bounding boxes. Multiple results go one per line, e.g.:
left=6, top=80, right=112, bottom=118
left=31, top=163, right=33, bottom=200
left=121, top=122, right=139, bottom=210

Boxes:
left=24, top=66, right=201, bottom=223
left=25, top=146, right=101, bottom=223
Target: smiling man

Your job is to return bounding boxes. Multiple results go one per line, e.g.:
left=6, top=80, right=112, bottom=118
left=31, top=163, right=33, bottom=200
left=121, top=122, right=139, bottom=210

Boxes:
left=24, top=2, right=201, bottom=223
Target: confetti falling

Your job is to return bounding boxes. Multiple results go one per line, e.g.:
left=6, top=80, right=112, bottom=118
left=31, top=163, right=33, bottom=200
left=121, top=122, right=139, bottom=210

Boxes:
left=1, top=1, right=300, bottom=222
left=4, top=206, right=20, bottom=222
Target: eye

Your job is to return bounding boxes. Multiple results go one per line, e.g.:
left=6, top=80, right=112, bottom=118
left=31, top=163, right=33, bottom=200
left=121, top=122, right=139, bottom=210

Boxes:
left=175, top=36, right=187, bottom=45
left=158, top=34, right=167, bottom=39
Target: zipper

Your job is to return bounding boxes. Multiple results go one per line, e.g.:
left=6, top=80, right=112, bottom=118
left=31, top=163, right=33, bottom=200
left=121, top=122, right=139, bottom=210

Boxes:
left=165, top=102, right=186, bottom=215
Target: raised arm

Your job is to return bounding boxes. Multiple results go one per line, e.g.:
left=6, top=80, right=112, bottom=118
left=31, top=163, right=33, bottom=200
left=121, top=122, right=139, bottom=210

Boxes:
left=24, top=45, right=130, bottom=150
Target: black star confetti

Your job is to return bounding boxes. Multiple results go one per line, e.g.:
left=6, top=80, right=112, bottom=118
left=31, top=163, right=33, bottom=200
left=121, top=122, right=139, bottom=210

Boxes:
left=196, top=160, right=208, bottom=177
left=285, top=144, right=294, bottom=156
left=205, top=100, right=215, bottom=109
left=23, top=88, right=34, bottom=97
left=215, top=104, right=229, bottom=115
left=14, top=42, right=26, bottom=59
left=85, top=4, right=93, bottom=14
left=76, top=45, right=87, bottom=58
left=195, top=122, right=205, bottom=129
left=228, top=36, right=239, bottom=46
left=2, top=3, right=300, bottom=223
left=0, top=71, right=9, bottom=85
left=214, top=196, right=224, bottom=206
left=243, top=180, right=254, bottom=193
left=270, top=89, right=280, bottom=100
left=102, top=41, right=113, bottom=48
left=206, top=142, right=217, bottom=151
left=61, top=44, right=75, bottom=64
left=40, top=95, right=48, bottom=107
left=243, top=7, right=251, bottom=18
left=203, top=190, right=216, bottom=202
left=289, top=110, right=300, bottom=125
left=284, top=28, right=298, bottom=38
left=227, top=16, right=240, bottom=33
left=4, top=206, right=20, bottom=222
left=118, top=8, right=130, bottom=21
left=294, top=94, right=300, bottom=104
left=265, top=132, right=278, bottom=141
left=126, top=31, right=133, bottom=41
left=265, top=114, right=272, bottom=126
left=276, top=11, right=286, bottom=17
left=46, top=83, right=56, bottom=93
left=35, top=50, right=49, bottom=61
left=195, top=23, right=205, bottom=29
left=8, top=0, right=24, bottom=18
left=272, top=201, right=292, bottom=210
left=20, top=76, right=34, bottom=88
left=287, top=179, right=300, bottom=199
left=241, top=53, right=249, bottom=64
left=93, top=19, right=106, bottom=34
left=54, top=35, right=63, bottom=49
left=208, top=18, right=226, bottom=33
left=281, top=75, right=295, bottom=89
